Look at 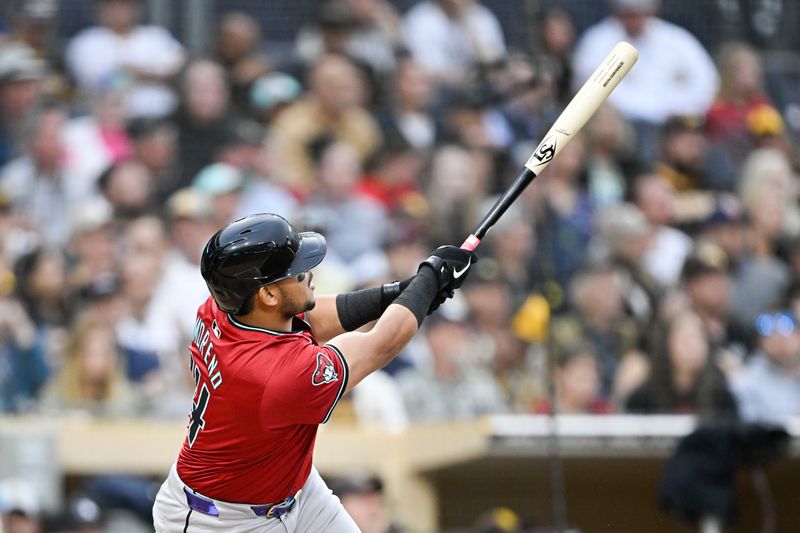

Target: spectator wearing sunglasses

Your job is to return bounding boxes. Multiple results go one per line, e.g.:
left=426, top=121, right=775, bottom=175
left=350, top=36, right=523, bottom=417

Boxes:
left=730, top=310, right=800, bottom=426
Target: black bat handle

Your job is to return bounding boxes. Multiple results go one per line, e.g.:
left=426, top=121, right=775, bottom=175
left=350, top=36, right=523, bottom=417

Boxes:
left=461, top=167, right=538, bottom=251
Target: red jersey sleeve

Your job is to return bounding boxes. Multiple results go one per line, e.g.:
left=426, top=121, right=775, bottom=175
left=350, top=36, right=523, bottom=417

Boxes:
left=260, top=343, right=349, bottom=426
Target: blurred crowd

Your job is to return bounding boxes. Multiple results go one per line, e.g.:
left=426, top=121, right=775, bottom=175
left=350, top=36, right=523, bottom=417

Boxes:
left=0, top=0, right=800, bottom=530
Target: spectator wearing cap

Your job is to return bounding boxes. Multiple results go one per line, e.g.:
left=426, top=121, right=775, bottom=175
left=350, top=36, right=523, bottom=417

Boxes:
left=295, top=0, right=403, bottom=76
left=149, top=189, right=214, bottom=355
left=249, top=71, right=302, bottom=124
left=215, top=12, right=271, bottom=114
left=626, top=309, right=738, bottom=418
left=549, top=262, right=640, bottom=398
left=635, top=174, right=692, bottom=288
left=0, top=41, right=46, bottom=167
left=653, top=115, right=736, bottom=192
left=0, top=104, right=88, bottom=246
left=403, top=0, right=507, bottom=87
left=191, top=162, right=245, bottom=228
left=271, top=54, right=382, bottom=195
left=697, top=194, right=748, bottom=263
left=680, top=241, right=749, bottom=377
left=65, top=0, right=185, bottom=118
left=594, top=203, right=660, bottom=329
left=232, top=136, right=299, bottom=223
left=731, top=310, right=800, bottom=426
left=572, top=0, right=718, bottom=164
left=327, top=473, right=401, bottom=533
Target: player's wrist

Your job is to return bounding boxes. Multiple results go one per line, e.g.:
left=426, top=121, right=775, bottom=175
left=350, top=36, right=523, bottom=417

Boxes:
left=393, top=267, right=439, bottom=327
left=336, top=277, right=414, bottom=331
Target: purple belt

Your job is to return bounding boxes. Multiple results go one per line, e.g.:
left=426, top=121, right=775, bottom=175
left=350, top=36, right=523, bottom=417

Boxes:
left=183, top=487, right=297, bottom=519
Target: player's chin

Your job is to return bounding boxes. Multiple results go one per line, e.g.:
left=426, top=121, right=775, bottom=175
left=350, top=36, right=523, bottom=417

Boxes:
left=304, top=299, right=316, bottom=312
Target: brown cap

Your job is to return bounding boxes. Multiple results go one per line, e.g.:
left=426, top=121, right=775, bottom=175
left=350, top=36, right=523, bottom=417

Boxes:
left=681, top=241, right=729, bottom=280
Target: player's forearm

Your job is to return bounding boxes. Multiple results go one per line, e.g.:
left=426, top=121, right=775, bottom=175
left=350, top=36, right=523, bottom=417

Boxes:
left=340, top=305, right=419, bottom=394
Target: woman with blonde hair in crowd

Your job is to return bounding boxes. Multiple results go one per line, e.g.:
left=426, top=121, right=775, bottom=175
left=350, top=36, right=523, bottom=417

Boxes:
left=39, top=320, right=140, bottom=417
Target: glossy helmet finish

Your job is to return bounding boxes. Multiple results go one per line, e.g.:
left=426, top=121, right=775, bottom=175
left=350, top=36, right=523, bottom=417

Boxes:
left=200, top=213, right=327, bottom=314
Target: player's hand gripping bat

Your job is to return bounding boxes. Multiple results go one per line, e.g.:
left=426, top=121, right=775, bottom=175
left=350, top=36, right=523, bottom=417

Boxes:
left=460, top=41, right=639, bottom=252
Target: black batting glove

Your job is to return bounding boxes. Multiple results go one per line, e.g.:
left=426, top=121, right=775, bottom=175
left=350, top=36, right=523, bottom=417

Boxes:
left=429, top=245, right=477, bottom=290
left=419, top=245, right=478, bottom=315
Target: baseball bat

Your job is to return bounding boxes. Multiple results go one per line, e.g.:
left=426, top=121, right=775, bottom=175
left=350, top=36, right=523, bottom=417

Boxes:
left=460, top=41, right=638, bottom=251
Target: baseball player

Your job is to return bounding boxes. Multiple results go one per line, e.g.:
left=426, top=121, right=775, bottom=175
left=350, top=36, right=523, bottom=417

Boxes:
left=152, top=213, right=475, bottom=532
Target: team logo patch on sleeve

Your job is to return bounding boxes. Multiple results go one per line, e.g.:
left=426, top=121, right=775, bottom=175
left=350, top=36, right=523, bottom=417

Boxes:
left=312, top=352, right=339, bottom=386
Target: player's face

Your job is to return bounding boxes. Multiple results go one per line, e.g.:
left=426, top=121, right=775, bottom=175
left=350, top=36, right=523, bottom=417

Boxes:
left=275, top=270, right=316, bottom=318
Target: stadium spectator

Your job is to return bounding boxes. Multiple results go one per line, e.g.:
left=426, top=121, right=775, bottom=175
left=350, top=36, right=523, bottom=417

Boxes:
left=39, top=319, right=140, bottom=417
left=529, top=135, right=593, bottom=288
left=394, top=312, right=507, bottom=422
left=532, top=343, right=612, bottom=414
left=0, top=41, right=46, bottom=167
left=731, top=310, right=800, bottom=425
left=635, top=174, right=692, bottom=288
left=271, top=53, right=382, bottom=195
left=549, top=262, right=640, bottom=397
left=680, top=242, right=744, bottom=372
left=327, top=473, right=401, bottom=533
left=583, top=104, right=637, bottom=208
left=96, top=159, right=154, bottom=221
left=377, top=55, right=438, bottom=152
left=66, top=197, right=117, bottom=290
left=653, top=115, right=736, bottom=192
left=304, top=138, right=389, bottom=262
left=0, top=104, right=83, bottom=247
left=404, top=0, right=507, bottom=86
left=65, top=0, right=185, bottom=118
left=173, top=58, right=237, bottom=187
left=0, top=265, right=47, bottom=413
left=295, top=0, right=403, bottom=77
left=151, top=189, right=215, bottom=348
left=626, top=310, right=738, bottom=417
left=191, top=163, right=245, bottom=228
left=595, top=203, right=662, bottom=329
left=537, top=7, right=577, bottom=105
left=61, top=81, right=134, bottom=191
left=572, top=0, right=718, bottom=162
left=215, top=11, right=270, bottom=114
left=705, top=41, right=771, bottom=164
left=126, top=118, right=179, bottom=204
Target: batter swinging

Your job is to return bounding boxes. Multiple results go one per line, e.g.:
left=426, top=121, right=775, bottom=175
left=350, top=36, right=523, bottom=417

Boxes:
left=152, top=213, right=475, bottom=532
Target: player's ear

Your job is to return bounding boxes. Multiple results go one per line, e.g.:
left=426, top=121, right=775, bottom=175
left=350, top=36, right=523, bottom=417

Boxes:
left=256, top=285, right=279, bottom=308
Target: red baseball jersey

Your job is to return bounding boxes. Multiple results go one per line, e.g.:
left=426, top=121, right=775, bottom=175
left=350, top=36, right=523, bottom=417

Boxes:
left=176, top=296, right=349, bottom=504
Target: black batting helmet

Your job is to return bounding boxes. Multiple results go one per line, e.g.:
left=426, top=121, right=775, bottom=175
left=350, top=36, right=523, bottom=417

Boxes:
left=200, top=213, right=327, bottom=314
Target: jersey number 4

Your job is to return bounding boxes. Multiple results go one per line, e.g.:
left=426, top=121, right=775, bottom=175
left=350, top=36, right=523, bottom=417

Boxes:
left=188, top=360, right=211, bottom=447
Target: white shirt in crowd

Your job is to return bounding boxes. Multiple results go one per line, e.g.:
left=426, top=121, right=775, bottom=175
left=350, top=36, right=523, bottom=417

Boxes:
left=66, top=25, right=185, bottom=118
left=404, top=0, right=506, bottom=75
left=642, top=226, right=693, bottom=287
left=573, top=16, right=719, bottom=123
